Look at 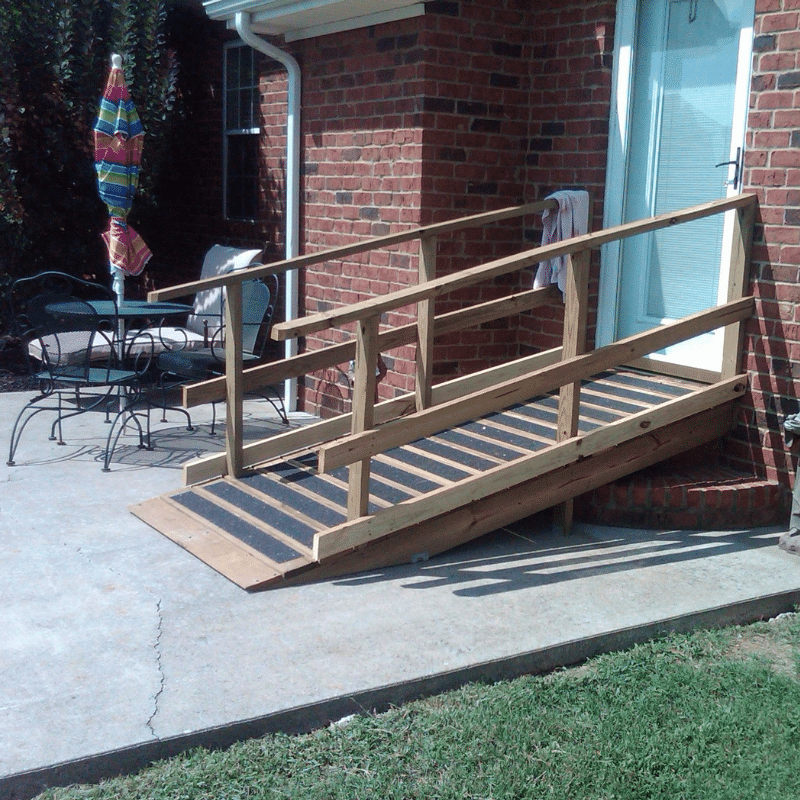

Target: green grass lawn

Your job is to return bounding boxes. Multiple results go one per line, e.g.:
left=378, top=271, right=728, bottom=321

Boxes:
left=37, top=613, right=800, bottom=800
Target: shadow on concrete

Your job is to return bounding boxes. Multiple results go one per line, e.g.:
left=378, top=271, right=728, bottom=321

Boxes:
left=333, top=523, right=781, bottom=597
left=3, top=408, right=291, bottom=471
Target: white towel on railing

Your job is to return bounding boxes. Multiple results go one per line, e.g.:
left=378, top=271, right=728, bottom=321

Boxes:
left=533, top=190, right=590, bottom=294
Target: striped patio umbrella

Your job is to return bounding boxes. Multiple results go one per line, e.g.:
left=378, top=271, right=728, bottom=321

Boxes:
left=93, top=53, right=152, bottom=303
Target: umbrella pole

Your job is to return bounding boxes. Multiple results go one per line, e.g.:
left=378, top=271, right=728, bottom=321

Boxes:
left=110, top=263, right=126, bottom=369
left=111, top=264, right=125, bottom=306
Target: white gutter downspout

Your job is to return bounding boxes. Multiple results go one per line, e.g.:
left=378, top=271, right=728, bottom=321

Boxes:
left=235, top=11, right=300, bottom=413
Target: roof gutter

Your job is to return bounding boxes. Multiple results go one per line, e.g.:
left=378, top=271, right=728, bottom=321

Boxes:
left=234, top=11, right=300, bottom=412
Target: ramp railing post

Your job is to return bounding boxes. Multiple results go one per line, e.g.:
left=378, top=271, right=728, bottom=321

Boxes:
left=416, top=233, right=437, bottom=411
left=348, top=313, right=379, bottom=519
left=555, top=197, right=593, bottom=534
left=224, top=280, right=244, bottom=477
left=720, top=199, right=755, bottom=380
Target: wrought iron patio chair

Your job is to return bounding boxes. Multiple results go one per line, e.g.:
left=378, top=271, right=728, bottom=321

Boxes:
left=6, top=272, right=155, bottom=471
left=145, top=245, right=264, bottom=353
left=156, top=274, right=287, bottom=434
left=137, top=244, right=264, bottom=430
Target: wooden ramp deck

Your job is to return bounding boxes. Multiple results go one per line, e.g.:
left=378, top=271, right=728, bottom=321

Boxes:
left=131, top=368, right=744, bottom=591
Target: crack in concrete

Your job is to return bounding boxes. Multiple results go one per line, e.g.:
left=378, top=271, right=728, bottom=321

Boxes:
left=73, top=546, right=165, bottom=739
left=146, top=595, right=165, bottom=739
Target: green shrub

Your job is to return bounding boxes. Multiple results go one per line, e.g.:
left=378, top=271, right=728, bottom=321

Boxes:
left=0, top=0, right=181, bottom=282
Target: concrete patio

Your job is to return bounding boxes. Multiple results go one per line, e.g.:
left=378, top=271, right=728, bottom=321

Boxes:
left=2, top=388, right=800, bottom=799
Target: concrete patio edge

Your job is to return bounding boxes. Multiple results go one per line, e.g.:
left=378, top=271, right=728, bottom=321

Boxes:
left=6, top=588, right=800, bottom=800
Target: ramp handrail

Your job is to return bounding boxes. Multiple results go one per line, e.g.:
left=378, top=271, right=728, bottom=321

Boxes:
left=149, top=199, right=559, bottom=301
left=270, top=194, right=755, bottom=340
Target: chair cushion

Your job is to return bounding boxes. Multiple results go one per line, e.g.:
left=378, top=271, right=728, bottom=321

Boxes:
left=135, top=326, right=207, bottom=352
left=28, top=332, right=113, bottom=367
left=29, top=327, right=207, bottom=367
left=185, top=246, right=263, bottom=337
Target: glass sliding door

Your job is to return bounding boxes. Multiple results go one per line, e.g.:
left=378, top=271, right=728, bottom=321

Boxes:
left=601, top=0, right=754, bottom=371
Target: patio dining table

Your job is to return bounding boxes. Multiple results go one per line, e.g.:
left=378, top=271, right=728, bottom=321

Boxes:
left=85, top=299, right=193, bottom=360
left=30, top=298, right=193, bottom=364
left=90, top=298, right=191, bottom=322
left=83, top=299, right=198, bottom=430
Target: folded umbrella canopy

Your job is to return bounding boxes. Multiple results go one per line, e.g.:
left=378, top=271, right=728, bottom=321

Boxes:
left=93, top=53, right=152, bottom=303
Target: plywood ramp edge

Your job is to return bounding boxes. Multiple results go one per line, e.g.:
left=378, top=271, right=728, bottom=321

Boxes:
left=130, top=497, right=285, bottom=591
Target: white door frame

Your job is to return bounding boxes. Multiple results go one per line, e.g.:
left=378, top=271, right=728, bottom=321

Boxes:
left=597, top=0, right=636, bottom=351
left=597, top=0, right=755, bottom=373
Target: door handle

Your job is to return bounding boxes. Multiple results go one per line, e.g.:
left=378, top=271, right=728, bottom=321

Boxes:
left=715, top=147, right=742, bottom=191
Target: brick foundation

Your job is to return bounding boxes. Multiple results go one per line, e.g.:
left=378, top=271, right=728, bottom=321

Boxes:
left=575, top=464, right=791, bottom=531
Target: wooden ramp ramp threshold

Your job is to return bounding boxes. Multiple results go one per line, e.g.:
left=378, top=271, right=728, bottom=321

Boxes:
left=131, top=369, right=745, bottom=591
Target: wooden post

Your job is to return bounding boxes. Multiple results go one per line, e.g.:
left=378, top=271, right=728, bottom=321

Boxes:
left=224, top=280, right=244, bottom=477
left=720, top=199, right=755, bottom=380
left=555, top=198, right=594, bottom=535
left=416, top=234, right=437, bottom=411
left=558, top=249, right=591, bottom=435
left=554, top=247, right=591, bottom=535
left=348, top=314, right=379, bottom=520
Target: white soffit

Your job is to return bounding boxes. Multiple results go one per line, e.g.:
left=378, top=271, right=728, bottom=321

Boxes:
left=203, top=0, right=426, bottom=41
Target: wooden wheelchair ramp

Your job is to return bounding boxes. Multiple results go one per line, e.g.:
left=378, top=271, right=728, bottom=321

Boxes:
left=135, top=194, right=756, bottom=591
left=131, top=368, right=745, bottom=591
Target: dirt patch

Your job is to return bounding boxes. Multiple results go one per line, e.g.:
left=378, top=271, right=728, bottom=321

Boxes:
left=546, top=614, right=800, bottom=684
left=725, top=618, right=799, bottom=679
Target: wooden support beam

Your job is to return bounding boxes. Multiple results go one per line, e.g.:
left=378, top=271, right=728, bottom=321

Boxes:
left=721, top=200, right=755, bottom=380
left=555, top=196, right=593, bottom=535
left=313, top=376, right=746, bottom=560
left=317, top=296, right=754, bottom=473
left=347, top=315, right=379, bottom=520
left=555, top=246, right=591, bottom=535
left=557, top=251, right=592, bottom=438
left=224, top=281, right=244, bottom=477
left=416, top=234, right=436, bottom=411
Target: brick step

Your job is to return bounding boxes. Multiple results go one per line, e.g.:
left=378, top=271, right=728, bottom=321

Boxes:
left=575, top=465, right=791, bottom=531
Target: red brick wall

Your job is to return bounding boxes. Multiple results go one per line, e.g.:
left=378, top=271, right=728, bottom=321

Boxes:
left=170, top=2, right=614, bottom=418
left=418, top=1, right=536, bottom=382
left=293, top=25, right=426, bottom=414
left=729, top=0, right=800, bottom=485
left=287, top=0, right=616, bottom=413
left=414, top=3, right=616, bottom=381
